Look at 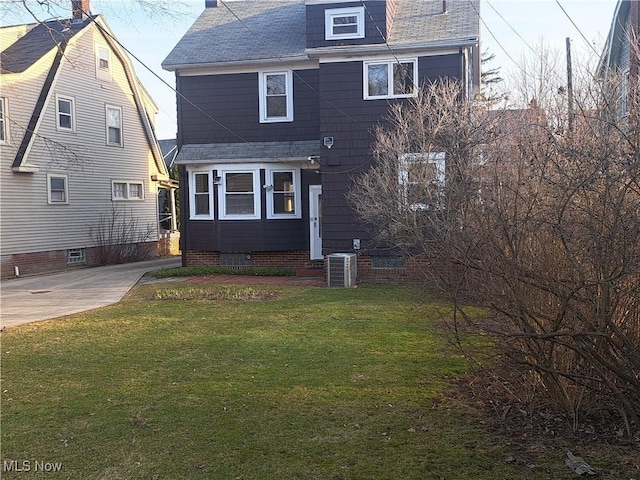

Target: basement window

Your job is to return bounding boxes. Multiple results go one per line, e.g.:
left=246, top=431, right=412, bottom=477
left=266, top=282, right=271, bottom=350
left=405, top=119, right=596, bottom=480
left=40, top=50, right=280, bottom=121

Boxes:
left=67, top=248, right=86, bottom=264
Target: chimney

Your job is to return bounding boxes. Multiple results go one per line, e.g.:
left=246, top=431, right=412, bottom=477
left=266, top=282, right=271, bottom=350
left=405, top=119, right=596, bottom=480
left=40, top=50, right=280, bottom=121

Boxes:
left=71, top=0, right=90, bottom=21
left=205, top=0, right=218, bottom=7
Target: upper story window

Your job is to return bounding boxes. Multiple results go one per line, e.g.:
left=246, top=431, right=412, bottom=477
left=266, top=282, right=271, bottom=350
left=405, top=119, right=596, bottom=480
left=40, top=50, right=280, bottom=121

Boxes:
left=112, top=180, right=144, bottom=201
left=47, top=173, right=69, bottom=205
left=56, top=95, right=75, bottom=131
left=398, top=153, right=445, bottom=211
left=266, top=169, right=301, bottom=219
left=219, top=170, right=260, bottom=220
left=106, top=105, right=123, bottom=146
left=325, top=7, right=365, bottom=40
left=259, top=71, right=293, bottom=123
left=96, top=44, right=112, bottom=81
left=0, top=97, right=7, bottom=143
left=364, top=59, right=417, bottom=100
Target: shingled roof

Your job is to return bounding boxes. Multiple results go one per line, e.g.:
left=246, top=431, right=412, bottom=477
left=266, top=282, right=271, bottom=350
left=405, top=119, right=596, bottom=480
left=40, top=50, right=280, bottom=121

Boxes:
left=162, top=0, right=480, bottom=70
left=163, top=1, right=307, bottom=69
left=1, top=19, right=90, bottom=74
left=175, top=140, right=320, bottom=164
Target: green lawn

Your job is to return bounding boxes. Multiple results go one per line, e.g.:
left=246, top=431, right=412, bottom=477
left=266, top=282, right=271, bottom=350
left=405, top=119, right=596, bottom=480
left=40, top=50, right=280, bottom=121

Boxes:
left=0, top=283, right=606, bottom=479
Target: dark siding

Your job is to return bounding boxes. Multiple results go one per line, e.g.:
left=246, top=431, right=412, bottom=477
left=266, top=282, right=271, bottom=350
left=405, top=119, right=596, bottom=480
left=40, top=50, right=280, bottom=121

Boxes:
left=319, top=54, right=463, bottom=254
left=178, top=69, right=319, bottom=145
left=306, top=1, right=386, bottom=49
left=182, top=168, right=320, bottom=253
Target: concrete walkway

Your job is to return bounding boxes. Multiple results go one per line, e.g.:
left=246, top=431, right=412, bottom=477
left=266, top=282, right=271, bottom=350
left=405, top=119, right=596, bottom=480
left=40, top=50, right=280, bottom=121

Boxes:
left=0, top=257, right=181, bottom=329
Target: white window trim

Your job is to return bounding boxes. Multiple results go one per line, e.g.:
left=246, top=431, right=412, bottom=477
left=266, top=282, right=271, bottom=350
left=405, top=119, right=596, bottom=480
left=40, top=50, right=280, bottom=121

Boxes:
left=96, top=44, right=112, bottom=81
left=325, top=6, right=365, bottom=40
left=266, top=168, right=302, bottom=219
left=105, top=104, right=123, bottom=146
left=55, top=94, right=75, bottom=132
left=258, top=70, right=294, bottom=123
left=363, top=58, right=418, bottom=100
left=47, top=173, right=69, bottom=205
left=188, top=170, right=214, bottom=220
left=218, top=169, right=261, bottom=220
left=111, top=180, right=144, bottom=201
left=398, top=152, right=445, bottom=211
left=0, top=97, right=8, bottom=144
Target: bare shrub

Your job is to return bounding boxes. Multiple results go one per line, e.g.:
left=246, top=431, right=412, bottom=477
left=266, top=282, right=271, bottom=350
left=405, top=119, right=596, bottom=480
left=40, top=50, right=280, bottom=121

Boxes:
left=89, top=204, right=156, bottom=265
left=348, top=76, right=640, bottom=435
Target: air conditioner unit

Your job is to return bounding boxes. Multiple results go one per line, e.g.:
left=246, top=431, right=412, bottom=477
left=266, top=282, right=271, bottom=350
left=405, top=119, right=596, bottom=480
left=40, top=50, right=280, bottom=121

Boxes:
left=327, top=253, right=357, bottom=287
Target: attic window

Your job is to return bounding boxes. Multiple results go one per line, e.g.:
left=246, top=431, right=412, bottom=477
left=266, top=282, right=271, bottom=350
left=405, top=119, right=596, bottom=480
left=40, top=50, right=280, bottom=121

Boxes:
left=325, top=7, right=365, bottom=40
left=96, top=44, right=112, bottom=81
left=98, top=46, right=110, bottom=70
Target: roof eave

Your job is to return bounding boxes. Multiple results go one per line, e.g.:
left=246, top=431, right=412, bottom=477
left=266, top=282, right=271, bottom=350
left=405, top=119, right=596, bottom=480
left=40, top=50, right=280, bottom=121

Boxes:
left=305, top=38, right=480, bottom=58
left=162, top=55, right=312, bottom=73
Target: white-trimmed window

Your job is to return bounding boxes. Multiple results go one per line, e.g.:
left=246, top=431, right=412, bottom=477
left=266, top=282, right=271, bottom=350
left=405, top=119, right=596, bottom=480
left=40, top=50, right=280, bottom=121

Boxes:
left=364, top=59, right=417, bottom=99
left=325, top=7, right=365, bottom=40
left=398, top=153, right=445, bottom=210
left=96, top=44, right=112, bottom=81
left=259, top=71, right=293, bottom=123
left=0, top=97, right=7, bottom=143
left=112, top=180, right=144, bottom=201
left=189, top=171, right=214, bottom=220
left=219, top=170, right=260, bottom=220
left=56, top=95, right=75, bottom=131
left=266, top=169, right=301, bottom=219
left=106, top=105, right=122, bottom=146
left=47, top=174, right=69, bottom=204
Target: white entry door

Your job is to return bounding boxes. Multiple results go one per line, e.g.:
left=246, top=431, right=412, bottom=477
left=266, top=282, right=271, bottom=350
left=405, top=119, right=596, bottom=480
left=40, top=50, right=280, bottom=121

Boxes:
left=309, top=185, right=323, bottom=260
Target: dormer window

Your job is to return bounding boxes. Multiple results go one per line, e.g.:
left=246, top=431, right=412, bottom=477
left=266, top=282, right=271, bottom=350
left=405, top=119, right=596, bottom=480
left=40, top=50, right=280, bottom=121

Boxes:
left=325, top=7, right=365, bottom=40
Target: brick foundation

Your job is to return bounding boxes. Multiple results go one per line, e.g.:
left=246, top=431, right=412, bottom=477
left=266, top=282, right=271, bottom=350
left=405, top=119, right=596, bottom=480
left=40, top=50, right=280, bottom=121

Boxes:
left=184, top=250, right=441, bottom=284
left=184, top=250, right=312, bottom=269
left=1, top=241, right=165, bottom=279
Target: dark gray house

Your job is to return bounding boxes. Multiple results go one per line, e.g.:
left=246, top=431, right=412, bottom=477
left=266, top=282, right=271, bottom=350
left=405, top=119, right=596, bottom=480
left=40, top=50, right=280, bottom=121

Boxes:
left=162, top=0, right=480, bottom=281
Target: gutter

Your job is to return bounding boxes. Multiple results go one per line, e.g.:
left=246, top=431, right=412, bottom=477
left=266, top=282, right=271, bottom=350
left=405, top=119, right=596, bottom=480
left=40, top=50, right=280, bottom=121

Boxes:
left=162, top=55, right=313, bottom=73
left=306, top=38, right=479, bottom=58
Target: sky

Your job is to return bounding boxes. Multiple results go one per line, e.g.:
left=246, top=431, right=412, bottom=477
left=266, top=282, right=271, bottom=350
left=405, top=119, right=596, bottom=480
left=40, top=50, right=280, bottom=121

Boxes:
left=1, top=0, right=620, bottom=140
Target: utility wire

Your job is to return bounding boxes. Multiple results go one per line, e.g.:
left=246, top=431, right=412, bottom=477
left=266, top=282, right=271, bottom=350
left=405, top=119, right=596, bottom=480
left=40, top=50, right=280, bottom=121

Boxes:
left=216, top=0, right=372, bottom=134
left=90, top=17, right=301, bottom=165
left=485, top=0, right=536, bottom=54
left=555, top=0, right=605, bottom=63
left=466, top=0, right=529, bottom=77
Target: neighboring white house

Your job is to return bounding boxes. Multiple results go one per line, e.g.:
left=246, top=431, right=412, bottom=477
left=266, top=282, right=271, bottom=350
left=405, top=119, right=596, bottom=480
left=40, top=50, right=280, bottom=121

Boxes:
left=0, top=0, right=174, bottom=277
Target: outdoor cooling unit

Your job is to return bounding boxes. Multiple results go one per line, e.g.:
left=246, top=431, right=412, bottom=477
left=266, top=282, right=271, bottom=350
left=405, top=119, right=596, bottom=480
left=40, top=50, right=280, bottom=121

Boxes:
left=327, top=253, right=357, bottom=288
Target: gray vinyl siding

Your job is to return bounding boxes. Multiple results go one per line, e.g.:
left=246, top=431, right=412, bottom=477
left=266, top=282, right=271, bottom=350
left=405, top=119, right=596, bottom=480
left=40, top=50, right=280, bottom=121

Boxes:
left=177, top=69, right=320, bottom=145
left=0, top=26, right=162, bottom=256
